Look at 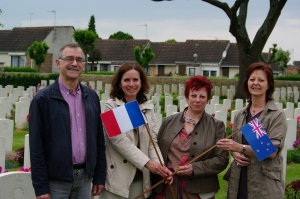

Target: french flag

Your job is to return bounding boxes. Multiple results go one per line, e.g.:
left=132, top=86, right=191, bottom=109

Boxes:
left=100, top=100, right=146, bottom=138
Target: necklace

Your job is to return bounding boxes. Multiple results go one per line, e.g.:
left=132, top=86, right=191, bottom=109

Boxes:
left=183, top=110, right=199, bottom=127
left=251, top=105, right=265, bottom=117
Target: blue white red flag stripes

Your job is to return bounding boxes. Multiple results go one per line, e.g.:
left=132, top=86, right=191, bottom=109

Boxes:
left=100, top=100, right=146, bottom=138
left=240, top=118, right=276, bottom=162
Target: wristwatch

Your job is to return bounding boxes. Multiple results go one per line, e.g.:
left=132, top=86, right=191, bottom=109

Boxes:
left=241, top=145, right=246, bottom=154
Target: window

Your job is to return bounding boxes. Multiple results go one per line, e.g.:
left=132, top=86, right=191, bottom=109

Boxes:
left=203, top=70, right=209, bottom=77
left=189, top=68, right=195, bottom=76
left=203, top=70, right=217, bottom=77
left=114, top=66, right=119, bottom=71
left=100, top=64, right=109, bottom=71
left=11, top=56, right=25, bottom=67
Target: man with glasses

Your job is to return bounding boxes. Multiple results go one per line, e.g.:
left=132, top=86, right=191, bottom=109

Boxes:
left=29, top=43, right=106, bottom=199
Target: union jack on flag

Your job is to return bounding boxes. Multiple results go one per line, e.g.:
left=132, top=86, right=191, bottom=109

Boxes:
left=240, top=118, right=276, bottom=161
left=248, top=118, right=267, bottom=139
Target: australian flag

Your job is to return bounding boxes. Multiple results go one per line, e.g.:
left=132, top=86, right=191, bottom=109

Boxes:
left=240, top=118, right=276, bottom=162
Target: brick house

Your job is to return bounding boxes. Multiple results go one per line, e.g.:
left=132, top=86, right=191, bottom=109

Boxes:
left=0, top=26, right=75, bottom=73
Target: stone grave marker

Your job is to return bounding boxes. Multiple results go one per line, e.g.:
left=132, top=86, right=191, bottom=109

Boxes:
left=104, top=84, right=111, bottom=93
left=0, top=102, right=5, bottom=118
left=275, top=102, right=283, bottom=110
left=154, top=113, right=162, bottom=132
left=273, top=91, right=280, bottom=102
left=15, top=101, right=29, bottom=129
left=179, top=99, right=187, bottom=112
left=215, top=110, right=227, bottom=125
left=166, top=105, right=178, bottom=117
left=231, top=110, right=239, bottom=123
left=221, top=86, right=227, bottom=96
left=89, top=81, right=95, bottom=90
left=164, top=84, right=170, bottom=94
left=23, top=134, right=30, bottom=168
left=230, top=85, right=236, bottom=95
left=0, top=118, right=13, bottom=151
left=41, top=80, right=47, bottom=86
left=49, top=79, right=55, bottom=85
left=0, top=97, right=11, bottom=116
left=214, top=86, right=220, bottom=96
left=156, top=85, right=162, bottom=94
left=223, top=99, right=231, bottom=112
left=101, top=93, right=110, bottom=102
left=285, top=118, right=296, bottom=150
left=0, top=172, right=36, bottom=199
left=96, top=81, right=103, bottom=91
left=294, top=91, right=299, bottom=104
left=235, top=99, right=243, bottom=111
left=164, top=96, right=173, bottom=112
left=171, top=84, right=177, bottom=94
left=0, top=136, right=5, bottom=172
left=5, top=85, right=13, bottom=94
left=0, top=88, right=7, bottom=97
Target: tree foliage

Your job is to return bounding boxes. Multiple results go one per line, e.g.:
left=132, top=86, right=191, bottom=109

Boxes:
left=134, top=45, right=155, bottom=72
left=88, top=48, right=102, bottom=71
left=109, top=31, right=134, bottom=40
left=88, top=15, right=99, bottom=38
left=201, top=0, right=287, bottom=99
left=0, top=9, right=4, bottom=27
left=261, top=44, right=291, bottom=75
left=166, top=39, right=177, bottom=43
left=73, top=29, right=98, bottom=73
left=27, top=41, right=49, bottom=72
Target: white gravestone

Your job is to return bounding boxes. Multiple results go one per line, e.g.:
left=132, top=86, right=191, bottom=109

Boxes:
left=223, top=99, right=231, bottom=112
left=215, top=110, right=227, bottom=126
left=96, top=81, right=103, bottom=91
left=164, top=84, right=170, bottom=94
left=23, top=134, right=30, bottom=168
left=275, top=102, right=283, bottom=110
left=49, top=79, right=55, bottom=85
left=171, top=84, right=177, bottom=94
left=0, top=88, right=7, bottom=97
left=164, top=96, right=173, bottom=112
left=154, top=113, right=162, bottom=132
left=273, top=91, right=280, bottom=103
left=214, top=86, right=220, bottom=96
left=104, top=84, right=111, bottom=93
left=81, top=81, right=87, bottom=86
left=0, top=119, right=13, bottom=151
left=15, top=101, right=29, bottom=130
left=280, top=91, right=286, bottom=101
left=0, top=136, right=5, bottom=172
left=5, top=85, right=13, bottom=94
left=285, top=118, right=296, bottom=150
left=294, top=108, right=300, bottom=119
left=0, top=97, right=12, bottom=116
left=210, top=99, right=219, bottom=113
left=0, top=172, right=36, bottom=199
left=0, top=102, right=5, bottom=118
left=230, top=85, right=236, bottom=95
left=231, top=110, right=239, bottom=123
left=41, top=80, right=48, bottom=86
left=156, top=85, right=162, bottom=95
left=179, top=99, right=188, bottom=112
left=179, top=86, right=184, bottom=97
left=227, top=89, right=234, bottom=100
left=212, top=95, right=219, bottom=102
left=166, top=105, right=178, bottom=117
left=235, top=99, right=244, bottom=111
left=101, top=93, right=110, bottom=102
left=221, top=86, right=227, bottom=96
left=89, top=81, right=95, bottom=90
left=294, top=91, right=299, bottom=104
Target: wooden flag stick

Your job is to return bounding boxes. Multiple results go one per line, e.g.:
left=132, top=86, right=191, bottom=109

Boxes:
left=144, top=124, right=176, bottom=199
left=134, top=128, right=241, bottom=199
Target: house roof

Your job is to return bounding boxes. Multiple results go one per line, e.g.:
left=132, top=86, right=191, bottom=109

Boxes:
left=96, top=39, right=231, bottom=65
left=221, top=43, right=239, bottom=66
left=0, top=26, right=54, bottom=52
left=95, top=39, right=150, bottom=64
left=176, top=40, right=230, bottom=63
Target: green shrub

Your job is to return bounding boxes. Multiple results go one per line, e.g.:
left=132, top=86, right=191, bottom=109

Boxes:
left=287, top=150, right=300, bottom=164
left=275, top=74, right=300, bottom=81
left=87, top=71, right=115, bottom=75
left=4, top=66, right=37, bottom=72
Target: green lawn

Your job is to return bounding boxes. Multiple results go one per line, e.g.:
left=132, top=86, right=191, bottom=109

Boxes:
left=13, top=131, right=28, bottom=151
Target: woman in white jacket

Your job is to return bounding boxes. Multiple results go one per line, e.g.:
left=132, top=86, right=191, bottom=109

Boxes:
left=99, top=62, right=173, bottom=199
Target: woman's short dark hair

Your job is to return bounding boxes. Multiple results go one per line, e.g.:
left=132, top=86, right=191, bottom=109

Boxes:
left=110, top=62, right=149, bottom=104
left=242, top=62, right=274, bottom=103
left=184, top=75, right=213, bottom=100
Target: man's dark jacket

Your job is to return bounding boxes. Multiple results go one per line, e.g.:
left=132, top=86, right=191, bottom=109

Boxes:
left=29, top=78, right=106, bottom=196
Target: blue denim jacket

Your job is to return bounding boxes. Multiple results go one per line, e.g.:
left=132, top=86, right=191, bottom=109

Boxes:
left=29, top=78, right=106, bottom=197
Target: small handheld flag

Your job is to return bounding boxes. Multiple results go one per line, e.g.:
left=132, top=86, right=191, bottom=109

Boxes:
left=240, top=118, right=276, bottom=161
left=100, top=100, right=146, bottom=138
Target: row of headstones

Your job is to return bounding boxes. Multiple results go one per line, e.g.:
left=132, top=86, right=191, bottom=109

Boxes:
left=0, top=114, right=297, bottom=198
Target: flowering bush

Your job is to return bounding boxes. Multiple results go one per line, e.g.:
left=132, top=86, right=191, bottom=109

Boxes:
left=285, top=180, right=300, bottom=199
left=226, top=122, right=233, bottom=136
left=294, top=116, right=300, bottom=150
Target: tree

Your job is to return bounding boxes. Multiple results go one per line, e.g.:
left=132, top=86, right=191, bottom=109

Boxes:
left=73, top=29, right=98, bottom=73
left=27, top=41, right=49, bottom=72
left=109, top=31, right=134, bottom=40
left=166, top=39, right=177, bottom=43
left=88, top=15, right=99, bottom=38
left=88, top=48, right=102, bottom=71
left=261, top=44, right=291, bottom=76
left=201, top=0, right=288, bottom=99
left=0, top=9, right=4, bottom=27
left=134, top=45, right=155, bottom=73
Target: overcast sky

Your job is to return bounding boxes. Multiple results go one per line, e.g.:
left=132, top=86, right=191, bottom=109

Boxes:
left=1, top=0, right=299, bottom=62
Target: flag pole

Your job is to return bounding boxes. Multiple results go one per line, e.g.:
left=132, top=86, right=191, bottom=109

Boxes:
left=144, top=123, right=176, bottom=199
left=134, top=128, right=241, bottom=199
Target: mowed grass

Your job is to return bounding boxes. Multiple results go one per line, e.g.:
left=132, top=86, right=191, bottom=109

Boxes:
left=12, top=130, right=300, bottom=198
left=215, top=163, right=300, bottom=199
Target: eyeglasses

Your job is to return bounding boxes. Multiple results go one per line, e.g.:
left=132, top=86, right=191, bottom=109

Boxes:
left=59, top=57, right=85, bottom=65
